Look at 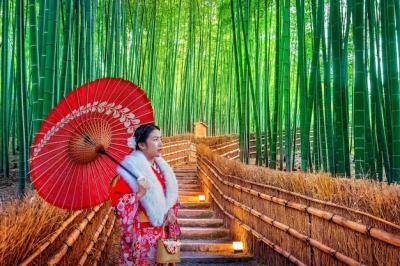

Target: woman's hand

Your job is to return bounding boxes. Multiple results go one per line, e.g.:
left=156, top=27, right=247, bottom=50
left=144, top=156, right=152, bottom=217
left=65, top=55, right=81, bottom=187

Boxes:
left=165, top=209, right=177, bottom=225
left=136, top=177, right=150, bottom=201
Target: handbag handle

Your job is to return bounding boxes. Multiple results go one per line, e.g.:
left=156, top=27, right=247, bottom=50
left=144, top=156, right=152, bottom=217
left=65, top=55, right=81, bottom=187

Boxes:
left=161, top=213, right=178, bottom=240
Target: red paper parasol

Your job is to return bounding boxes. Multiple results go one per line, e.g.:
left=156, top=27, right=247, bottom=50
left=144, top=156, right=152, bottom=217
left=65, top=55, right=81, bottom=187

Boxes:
left=30, top=78, right=154, bottom=210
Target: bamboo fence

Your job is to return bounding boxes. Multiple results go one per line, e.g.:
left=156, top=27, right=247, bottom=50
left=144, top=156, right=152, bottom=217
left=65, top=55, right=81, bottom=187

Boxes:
left=162, top=140, right=196, bottom=166
left=13, top=202, right=115, bottom=266
left=208, top=133, right=308, bottom=164
left=0, top=137, right=192, bottom=266
left=197, top=143, right=400, bottom=266
left=2, top=135, right=399, bottom=265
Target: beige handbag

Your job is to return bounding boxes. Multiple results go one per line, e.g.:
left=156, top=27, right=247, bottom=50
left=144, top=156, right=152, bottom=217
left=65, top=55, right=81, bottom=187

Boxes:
left=156, top=224, right=181, bottom=263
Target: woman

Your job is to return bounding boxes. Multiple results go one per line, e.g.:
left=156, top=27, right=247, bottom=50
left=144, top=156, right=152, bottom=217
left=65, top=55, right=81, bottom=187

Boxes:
left=110, top=124, right=180, bottom=266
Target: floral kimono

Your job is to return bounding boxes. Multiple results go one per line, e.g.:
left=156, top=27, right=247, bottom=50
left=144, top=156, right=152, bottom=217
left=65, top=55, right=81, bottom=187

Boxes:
left=110, top=150, right=180, bottom=266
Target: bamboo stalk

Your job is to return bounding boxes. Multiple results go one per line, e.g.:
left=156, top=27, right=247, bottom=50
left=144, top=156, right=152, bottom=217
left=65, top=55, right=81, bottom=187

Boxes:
left=47, top=205, right=102, bottom=265
left=167, top=156, right=189, bottom=164
left=163, top=149, right=191, bottom=157
left=78, top=207, right=112, bottom=266
left=19, top=210, right=83, bottom=266
left=370, top=228, right=400, bottom=247
left=212, top=140, right=239, bottom=150
left=214, top=142, right=239, bottom=152
left=92, top=214, right=116, bottom=265
left=230, top=155, right=240, bottom=160
left=221, top=149, right=240, bottom=157
left=162, top=140, right=192, bottom=148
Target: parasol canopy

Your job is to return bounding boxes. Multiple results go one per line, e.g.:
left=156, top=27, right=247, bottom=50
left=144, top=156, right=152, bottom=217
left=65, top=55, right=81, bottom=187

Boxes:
left=30, top=77, right=154, bottom=209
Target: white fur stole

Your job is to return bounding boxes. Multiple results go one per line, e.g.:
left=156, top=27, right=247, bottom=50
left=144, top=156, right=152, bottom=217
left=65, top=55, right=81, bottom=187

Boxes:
left=116, top=150, right=178, bottom=226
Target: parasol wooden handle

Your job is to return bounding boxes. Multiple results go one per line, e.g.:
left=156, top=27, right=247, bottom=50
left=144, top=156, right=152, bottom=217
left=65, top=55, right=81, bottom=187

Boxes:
left=96, top=145, right=138, bottom=180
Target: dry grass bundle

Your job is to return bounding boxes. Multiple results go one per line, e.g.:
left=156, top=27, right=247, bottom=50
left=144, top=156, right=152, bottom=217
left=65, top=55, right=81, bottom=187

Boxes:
left=197, top=144, right=400, bottom=225
left=195, top=135, right=238, bottom=147
left=0, top=191, right=69, bottom=265
left=162, top=138, right=197, bottom=167
left=162, top=134, right=194, bottom=144
left=197, top=144, right=400, bottom=265
left=0, top=191, right=117, bottom=266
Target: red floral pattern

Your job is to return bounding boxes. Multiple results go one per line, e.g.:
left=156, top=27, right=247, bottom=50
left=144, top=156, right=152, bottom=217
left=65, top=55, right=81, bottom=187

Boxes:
left=111, top=163, right=180, bottom=266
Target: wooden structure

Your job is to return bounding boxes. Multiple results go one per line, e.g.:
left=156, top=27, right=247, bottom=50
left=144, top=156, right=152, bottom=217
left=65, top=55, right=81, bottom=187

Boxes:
left=193, top=121, right=208, bottom=138
left=5, top=135, right=400, bottom=266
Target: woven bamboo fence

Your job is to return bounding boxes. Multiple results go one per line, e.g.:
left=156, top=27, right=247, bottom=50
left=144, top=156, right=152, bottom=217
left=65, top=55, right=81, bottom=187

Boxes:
left=202, top=135, right=240, bottom=160
left=248, top=132, right=306, bottom=157
left=162, top=138, right=196, bottom=166
left=196, top=145, right=400, bottom=266
left=3, top=135, right=398, bottom=265
left=12, top=203, right=115, bottom=265
left=0, top=136, right=193, bottom=266
left=205, top=133, right=308, bottom=167
left=0, top=199, right=116, bottom=266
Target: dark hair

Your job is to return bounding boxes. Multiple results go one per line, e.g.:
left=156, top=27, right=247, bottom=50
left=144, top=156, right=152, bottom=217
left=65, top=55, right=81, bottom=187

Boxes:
left=134, top=123, right=160, bottom=150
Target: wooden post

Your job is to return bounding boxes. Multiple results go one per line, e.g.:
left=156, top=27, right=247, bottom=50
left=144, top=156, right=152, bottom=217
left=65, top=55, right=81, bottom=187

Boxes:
left=193, top=121, right=208, bottom=138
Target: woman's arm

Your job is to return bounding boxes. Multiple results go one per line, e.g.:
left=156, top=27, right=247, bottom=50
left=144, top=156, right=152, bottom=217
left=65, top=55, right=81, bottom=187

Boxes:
left=165, top=201, right=180, bottom=225
left=110, top=176, right=149, bottom=215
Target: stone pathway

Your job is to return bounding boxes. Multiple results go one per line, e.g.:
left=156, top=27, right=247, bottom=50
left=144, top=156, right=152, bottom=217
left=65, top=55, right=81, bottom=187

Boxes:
left=174, top=165, right=256, bottom=265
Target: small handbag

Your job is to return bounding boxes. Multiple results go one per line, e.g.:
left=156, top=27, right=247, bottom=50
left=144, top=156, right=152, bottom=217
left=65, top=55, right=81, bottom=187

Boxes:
left=156, top=224, right=181, bottom=263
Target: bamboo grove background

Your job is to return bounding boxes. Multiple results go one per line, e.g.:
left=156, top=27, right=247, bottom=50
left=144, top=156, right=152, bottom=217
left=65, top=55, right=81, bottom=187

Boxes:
left=0, top=0, right=399, bottom=188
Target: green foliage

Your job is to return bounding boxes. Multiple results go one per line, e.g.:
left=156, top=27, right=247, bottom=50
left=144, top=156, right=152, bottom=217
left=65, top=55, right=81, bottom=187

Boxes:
left=0, top=0, right=399, bottom=189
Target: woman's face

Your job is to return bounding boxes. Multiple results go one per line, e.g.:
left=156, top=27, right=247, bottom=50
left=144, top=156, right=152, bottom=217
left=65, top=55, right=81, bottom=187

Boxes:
left=138, top=129, right=163, bottom=159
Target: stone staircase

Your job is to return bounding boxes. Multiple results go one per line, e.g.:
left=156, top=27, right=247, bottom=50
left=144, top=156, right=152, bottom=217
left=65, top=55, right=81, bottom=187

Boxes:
left=174, top=165, right=255, bottom=265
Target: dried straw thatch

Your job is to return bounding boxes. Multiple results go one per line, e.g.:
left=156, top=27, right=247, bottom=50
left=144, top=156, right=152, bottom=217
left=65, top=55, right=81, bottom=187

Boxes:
left=0, top=138, right=193, bottom=265
left=196, top=143, right=400, bottom=266
left=195, top=134, right=238, bottom=148
left=1, top=136, right=398, bottom=265
left=0, top=192, right=69, bottom=265
left=198, top=144, right=400, bottom=225
left=0, top=192, right=116, bottom=266
left=162, top=134, right=195, bottom=144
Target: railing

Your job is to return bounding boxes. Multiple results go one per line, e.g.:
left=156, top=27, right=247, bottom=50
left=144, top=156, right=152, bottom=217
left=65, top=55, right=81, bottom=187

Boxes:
left=14, top=137, right=194, bottom=266
left=209, top=133, right=310, bottom=164
left=162, top=139, right=196, bottom=166
left=196, top=152, right=400, bottom=266
left=8, top=136, right=400, bottom=266
left=18, top=203, right=115, bottom=266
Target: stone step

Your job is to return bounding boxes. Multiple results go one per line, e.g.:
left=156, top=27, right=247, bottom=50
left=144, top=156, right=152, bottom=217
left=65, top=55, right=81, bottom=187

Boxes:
left=178, top=218, right=224, bottom=227
left=180, top=239, right=233, bottom=252
left=178, top=179, right=199, bottom=185
left=177, top=181, right=198, bottom=186
left=179, top=251, right=254, bottom=264
left=176, top=176, right=197, bottom=180
left=175, top=173, right=197, bottom=177
left=176, top=177, right=198, bottom=182
left=179, top=191, right=203, bottom=196
left=180, top=188, right=202, bottom=192
left=180, top=227, right=230, bottom=239
left=180, top=202, right=211, bottom=209
left=179, top=195, right=201, bottom=202
left=174, top=166, right=196, bottom=169
left=178, top=209, right=214, bottom=219
left=175, top=170, right=197, bottom=173
left=174, top=168, right=197, bottom=172
left=175, top=168, right=197, bottom=172
left=179, top=184, right=201, bottom=190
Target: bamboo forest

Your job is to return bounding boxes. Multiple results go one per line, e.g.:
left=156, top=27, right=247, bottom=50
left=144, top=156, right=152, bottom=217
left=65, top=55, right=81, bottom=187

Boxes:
left=0, top=0, right=400, bottom=265
left=1, top=0, right=400, bottom=184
